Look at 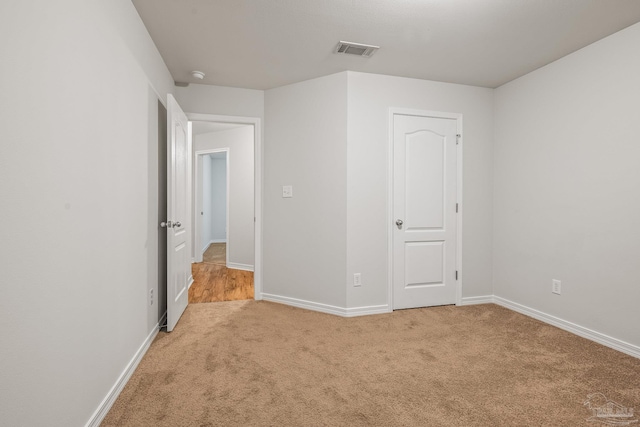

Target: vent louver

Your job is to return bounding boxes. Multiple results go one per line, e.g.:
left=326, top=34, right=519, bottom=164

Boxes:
left=334, top=41, right=379, bottom=58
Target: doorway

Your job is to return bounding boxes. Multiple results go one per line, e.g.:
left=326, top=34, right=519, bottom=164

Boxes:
left=188, top=116, right=260, bottom=303
left=195, top=148, right=229, bottom=265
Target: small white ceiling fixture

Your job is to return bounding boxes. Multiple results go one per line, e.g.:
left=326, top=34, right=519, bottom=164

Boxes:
left=191, top=70, right=205, bottom=79
left=335, top=41, right=379, bottom=57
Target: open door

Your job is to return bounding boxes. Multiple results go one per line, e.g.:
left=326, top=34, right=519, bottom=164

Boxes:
left=164, top=94, right=190, bottom=331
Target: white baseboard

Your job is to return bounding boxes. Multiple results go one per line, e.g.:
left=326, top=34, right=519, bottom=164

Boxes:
left=227, top=262, right=254, bottom=272
left=85, top=323, right=160, bottom=427
left=459, top=295, right=494, bottom=306
left=344, top=304, right=390, bottom=317
left=188, top=275, right=194, bottom=289
left=261, top=293, right=388, bottom=317
left=262, top=293, right=346, bottom=316
left=493, top=296, right=640, bottom=359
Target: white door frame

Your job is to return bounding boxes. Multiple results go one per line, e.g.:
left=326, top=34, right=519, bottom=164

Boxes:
left=194, top=148, right=230, bottom=265
left=387, top=108, right=463, bottom=310
left=187, top=112, right=263, bottom=300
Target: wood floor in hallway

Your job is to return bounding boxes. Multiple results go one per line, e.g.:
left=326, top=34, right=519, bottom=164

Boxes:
left=188, top=243, right=254, bottom=303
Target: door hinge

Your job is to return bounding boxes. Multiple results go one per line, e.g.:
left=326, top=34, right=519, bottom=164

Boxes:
left=455, top=270, right=459, bottom=280
left=456, top=203, right=459, bottom=213
left=456, top=134, right=461, bottom=145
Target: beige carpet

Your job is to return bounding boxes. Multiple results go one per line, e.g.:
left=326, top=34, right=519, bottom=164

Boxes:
left=102, top=302, right=640, bottom=426
left=203, top=243, right=226, bottom=266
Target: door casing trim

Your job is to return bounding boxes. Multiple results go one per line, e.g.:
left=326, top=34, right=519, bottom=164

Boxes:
left=387, top=108, right=463, bottom=311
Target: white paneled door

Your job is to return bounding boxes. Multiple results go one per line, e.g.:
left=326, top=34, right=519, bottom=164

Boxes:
left=166, top=94, right=191, bottom=331
left=392, top=113, right=459, bottom=310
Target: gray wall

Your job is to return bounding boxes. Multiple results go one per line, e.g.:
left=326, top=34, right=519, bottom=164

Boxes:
left=493, top=22, right=640, bottom=348
left=264, top=72, right=349, bottom=308
left=0, top=0, right=174, bottom=425
left=201, top=155, right=214, bottom=247
left=200, top=154, right=227, bottom=250
left=211, top=156, right=228, bottom=242
left=175, top=83, right=264, bottom=120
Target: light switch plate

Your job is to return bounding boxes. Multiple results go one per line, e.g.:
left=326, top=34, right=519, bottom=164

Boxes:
left=353, top=273, right=362, bottom=287
left=282, top=185, right=293, bottom=198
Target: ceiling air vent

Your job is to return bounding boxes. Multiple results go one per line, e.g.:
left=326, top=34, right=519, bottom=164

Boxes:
left=334, top=41, right=379, bottom=58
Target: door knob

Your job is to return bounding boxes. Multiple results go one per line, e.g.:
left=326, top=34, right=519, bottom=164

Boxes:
left=396, top=219, right=403, bottom=228
left=160, top=221, right=181, bottom=228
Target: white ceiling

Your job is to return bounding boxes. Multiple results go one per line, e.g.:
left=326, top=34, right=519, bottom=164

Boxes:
left=132, top=0, right=640, bottom=90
